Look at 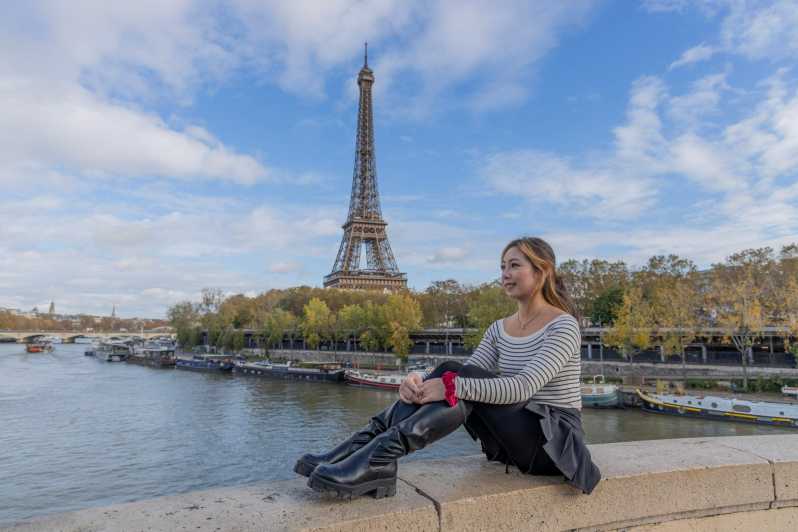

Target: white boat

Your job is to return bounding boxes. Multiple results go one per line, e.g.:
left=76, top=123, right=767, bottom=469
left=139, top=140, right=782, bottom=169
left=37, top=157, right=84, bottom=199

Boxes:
left=97, top=342, right=132, bottom=362
left=343, top=368, right=426, bottom=391
left=782, top=386, right=798, bottom=398
left=581, top=376, right=621, bottom=408
left=637, top=389, right=798, bottom=428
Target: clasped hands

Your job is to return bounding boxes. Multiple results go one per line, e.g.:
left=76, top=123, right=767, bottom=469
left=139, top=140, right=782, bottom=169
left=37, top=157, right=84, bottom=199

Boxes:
left=399, top=372, right=446, bottom=404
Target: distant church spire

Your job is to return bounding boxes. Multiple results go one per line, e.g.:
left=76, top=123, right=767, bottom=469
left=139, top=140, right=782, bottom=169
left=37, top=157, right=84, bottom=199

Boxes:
left=48, top=301, right=55, bottom=315
left=111, top=305, right=116, bottom=318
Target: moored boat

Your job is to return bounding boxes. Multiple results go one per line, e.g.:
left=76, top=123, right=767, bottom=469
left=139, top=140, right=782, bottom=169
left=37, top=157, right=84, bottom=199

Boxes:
left=176, top=354, right=234, bottom=372
left=127, top=345, right=176, bottom=368
left=636, top=389, right=798, bottom=428
left=782, top=386, right=798, bottom=399
left=234, top=360, right=344, bottom=382
left=97, top=342, right=131, bottom=362
left=581, top=376, right=621, bottom=408
left=344, top=369, right=403, bottom=390
left=26, top=342, right=53, bottom=353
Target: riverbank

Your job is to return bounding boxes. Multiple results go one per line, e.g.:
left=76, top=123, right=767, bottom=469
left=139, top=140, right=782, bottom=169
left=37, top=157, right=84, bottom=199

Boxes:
left=6, top=434, right=797, bottom=531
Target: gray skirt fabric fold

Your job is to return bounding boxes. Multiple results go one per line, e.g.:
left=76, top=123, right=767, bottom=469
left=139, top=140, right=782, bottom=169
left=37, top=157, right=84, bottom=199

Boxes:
left=524, top=402, right=601, bottom=494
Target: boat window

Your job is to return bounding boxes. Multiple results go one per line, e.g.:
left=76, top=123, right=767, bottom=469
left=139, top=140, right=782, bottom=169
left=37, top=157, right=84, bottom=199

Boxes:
left=687, top=401, right=692, bottom=405
left=732, top=404, right=751, bottom=413
left=711, top=402, right=718, bottom=408
left=780, top=412, right=784, bottom=416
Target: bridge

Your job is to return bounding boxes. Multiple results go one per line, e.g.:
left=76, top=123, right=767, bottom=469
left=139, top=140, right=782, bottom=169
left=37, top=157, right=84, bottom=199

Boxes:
left=0, top=331, right=174, bottom=343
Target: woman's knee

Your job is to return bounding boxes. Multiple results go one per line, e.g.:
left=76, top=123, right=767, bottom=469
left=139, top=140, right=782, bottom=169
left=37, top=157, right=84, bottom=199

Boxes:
left=426, top=361, right=463, bottom=379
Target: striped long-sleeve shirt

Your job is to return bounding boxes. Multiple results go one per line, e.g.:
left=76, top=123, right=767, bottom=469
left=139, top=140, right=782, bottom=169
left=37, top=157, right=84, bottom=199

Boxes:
left=455, top=314, right=582, bottom=410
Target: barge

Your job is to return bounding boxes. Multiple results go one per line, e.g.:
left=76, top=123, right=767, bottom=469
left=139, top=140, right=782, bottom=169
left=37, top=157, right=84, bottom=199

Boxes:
left=636, top=389, right=798, bottom=428
left=234, top=360, right=344, bottom=382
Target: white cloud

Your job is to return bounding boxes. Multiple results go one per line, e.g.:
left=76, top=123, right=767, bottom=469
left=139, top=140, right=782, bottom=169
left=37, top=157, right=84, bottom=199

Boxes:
left=667, top=72, right=730, bottom=127
left=0, top=80, right=267, bottom=185
left=269, top=261, right=303, bottom=274
left=479, top=150, right=656, bottom=220
left=428, top=247, right=469, bottom=264
left=669, top=43, right=717, bottom=70
left=720, top=0, right=798, bottom=61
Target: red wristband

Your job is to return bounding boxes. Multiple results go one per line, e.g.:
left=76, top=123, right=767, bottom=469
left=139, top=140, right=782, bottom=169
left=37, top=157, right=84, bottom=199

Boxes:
left=442, top=371, right=458, bottom=407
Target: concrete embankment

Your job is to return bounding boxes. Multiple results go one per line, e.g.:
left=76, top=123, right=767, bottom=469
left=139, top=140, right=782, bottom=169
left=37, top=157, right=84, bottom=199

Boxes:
left=6, top=434, right=798, bottom=531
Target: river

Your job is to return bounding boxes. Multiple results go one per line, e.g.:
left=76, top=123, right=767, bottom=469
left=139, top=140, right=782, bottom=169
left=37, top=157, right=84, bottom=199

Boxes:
left=0, top=343, right=791, bottom=525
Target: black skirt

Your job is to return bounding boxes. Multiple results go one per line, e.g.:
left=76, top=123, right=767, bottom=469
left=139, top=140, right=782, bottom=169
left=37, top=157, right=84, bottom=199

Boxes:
left=429, top=361, right=601, bottom=494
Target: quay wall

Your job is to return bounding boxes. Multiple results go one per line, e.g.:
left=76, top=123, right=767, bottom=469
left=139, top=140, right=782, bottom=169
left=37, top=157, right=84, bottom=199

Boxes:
left=268, top=348, right=798, bottom=380
left=7, top=434, right=798, bottom=532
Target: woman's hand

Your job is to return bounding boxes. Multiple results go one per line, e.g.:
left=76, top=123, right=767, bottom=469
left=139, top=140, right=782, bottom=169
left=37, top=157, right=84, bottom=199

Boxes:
left=419, top=378, right=446, bottom=404
left=399, top=372, right=423, bottom=404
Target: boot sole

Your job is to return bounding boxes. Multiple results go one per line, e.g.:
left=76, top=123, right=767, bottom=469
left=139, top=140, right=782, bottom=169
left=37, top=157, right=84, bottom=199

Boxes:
left=293, top=459, right=317, bottom=478
left=308, top=473, right=397, bottom=499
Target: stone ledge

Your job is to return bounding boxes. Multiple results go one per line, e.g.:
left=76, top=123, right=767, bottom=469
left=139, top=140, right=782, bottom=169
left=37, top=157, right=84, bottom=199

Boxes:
left=5, top=435, right=798, bottom=532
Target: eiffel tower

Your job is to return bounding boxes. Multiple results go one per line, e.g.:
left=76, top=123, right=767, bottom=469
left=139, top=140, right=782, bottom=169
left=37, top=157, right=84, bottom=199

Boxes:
left=324, top=44, right=407, bottom=291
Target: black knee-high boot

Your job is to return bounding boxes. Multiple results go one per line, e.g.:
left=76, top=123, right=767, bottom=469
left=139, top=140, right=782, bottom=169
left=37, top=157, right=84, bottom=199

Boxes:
left=308, top=401, right=469, bottom=499
left=294, top=400, right=419, bottom=477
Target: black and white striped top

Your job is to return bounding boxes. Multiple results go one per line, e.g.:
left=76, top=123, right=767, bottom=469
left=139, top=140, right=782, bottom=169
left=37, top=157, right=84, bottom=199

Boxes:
left=455, top=314, right=582, bottom=410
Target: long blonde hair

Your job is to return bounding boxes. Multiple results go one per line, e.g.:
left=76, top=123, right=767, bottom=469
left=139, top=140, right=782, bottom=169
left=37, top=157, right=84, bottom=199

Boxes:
left=502, top=237, right=578, bottom=318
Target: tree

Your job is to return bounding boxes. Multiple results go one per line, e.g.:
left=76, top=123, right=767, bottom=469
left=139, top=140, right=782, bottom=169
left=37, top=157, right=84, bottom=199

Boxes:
left=559, top=259, right=629, bottom=323
left=655, top=273, right=701, bottom=379
left=262, top=309, right=297, bottom=351
left=337, top=304, right=366, bottom=351
left=590, top=286, right=624, bottom=326
left=604, top=286, right=653, bottom=364
left=359, top=301, right=387, bottom=352
left=199, top=288, right=225, bottom=315
left=464, top=282, right=516, bottom=349
left=168, top=301, right=198, bottom=348
left=301, top=298, right=332, bottom=351
left=232, top=330, right=246, bottom=352
left=780, top=276, right=798, bottom=362
left=708, top=251, right=771, bottom=391
left=383, top=293, right=423, bottom=362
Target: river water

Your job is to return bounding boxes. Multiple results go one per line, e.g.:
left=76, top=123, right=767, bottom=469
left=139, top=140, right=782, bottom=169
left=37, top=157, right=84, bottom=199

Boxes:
left=0, top=343, right=791, bottom=525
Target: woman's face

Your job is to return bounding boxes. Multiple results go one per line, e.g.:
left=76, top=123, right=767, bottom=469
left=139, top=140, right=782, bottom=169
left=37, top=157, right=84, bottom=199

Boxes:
left=501, top=246, right=539, bottom=300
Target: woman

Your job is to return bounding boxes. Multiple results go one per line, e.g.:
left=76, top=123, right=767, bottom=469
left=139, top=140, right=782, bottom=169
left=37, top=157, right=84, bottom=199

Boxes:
left=295, top=237, right=601, bottom=499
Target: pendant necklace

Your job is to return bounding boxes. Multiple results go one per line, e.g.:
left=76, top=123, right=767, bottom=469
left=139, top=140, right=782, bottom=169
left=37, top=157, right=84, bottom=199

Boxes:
left=517, top=309, right=543, bottom=330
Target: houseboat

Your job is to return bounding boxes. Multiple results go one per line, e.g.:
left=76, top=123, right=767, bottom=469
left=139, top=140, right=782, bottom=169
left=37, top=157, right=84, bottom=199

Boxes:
left=636, top=389, right=798, bottom=428
left=234, top=360, right=344, bottom=382
left=581, top=376, right=622, bottom=408
left=344, top=369, right=404, bottom=390
left=175, top=354, right=234, bottom=372
left=97, top=342, right=132, bottom=362
left=127, top=345, right=176, bottom=368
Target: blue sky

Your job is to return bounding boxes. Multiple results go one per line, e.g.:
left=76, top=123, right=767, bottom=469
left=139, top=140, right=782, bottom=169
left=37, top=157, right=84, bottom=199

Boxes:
left=2, top=0, right=798, bottom=318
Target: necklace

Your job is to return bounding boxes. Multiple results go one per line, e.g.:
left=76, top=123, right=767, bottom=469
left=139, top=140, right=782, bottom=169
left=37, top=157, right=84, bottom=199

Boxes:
left=516, top=309, right=544, bottom=330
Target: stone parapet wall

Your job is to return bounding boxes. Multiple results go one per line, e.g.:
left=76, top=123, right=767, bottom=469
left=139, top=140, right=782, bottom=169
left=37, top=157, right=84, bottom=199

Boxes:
left=6, top=434, right=798, bottom=531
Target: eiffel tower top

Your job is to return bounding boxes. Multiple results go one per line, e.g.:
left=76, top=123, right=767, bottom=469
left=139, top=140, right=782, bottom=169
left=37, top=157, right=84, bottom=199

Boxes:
left=324, top=46, right=407, bottom=291
left=346, top=42, right=382, bottom=223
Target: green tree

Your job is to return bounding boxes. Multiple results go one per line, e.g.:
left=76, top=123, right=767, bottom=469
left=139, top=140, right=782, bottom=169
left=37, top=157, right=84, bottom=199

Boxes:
left=359, top=301, right=387, bottom=352
left=604, top=286, right=653, bottom=364
left=383, top=293, right=423, bottom=362
left=655, top=273, right=701, bottom=379
left=302, top=297, right=332, bottom=351
left=590, top=286, right=624, bottom=326
left=262, top=308, right=297, bottom=351
left=464, top=282, right=516, bottom=349
left=337, top=304, right=365, bottom=351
